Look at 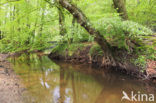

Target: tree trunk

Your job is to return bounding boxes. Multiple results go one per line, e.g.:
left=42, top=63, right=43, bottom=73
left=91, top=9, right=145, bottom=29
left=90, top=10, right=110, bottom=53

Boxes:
left=112, top=0, right=128, bottom=20
left=59, top=68, right=65, bottom=103
left=0, top=31, right=2, bottom=39
left=40, top=3, right=46, bottom=36
left=58, top=0, right=116, bottom=66
left=137, top=0, right=140, bottom=4
left=58, top=6, right=66, bottom=36
left=70, top=17, right=76, bottom=43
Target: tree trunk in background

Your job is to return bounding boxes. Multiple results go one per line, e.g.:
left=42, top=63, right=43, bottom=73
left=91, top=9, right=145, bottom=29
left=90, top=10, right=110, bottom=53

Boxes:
left=70, top=17, right=76, bottom=43
left=70, top=0, right=77, bottom=43
left=58, top=7, right=66, bottom=36
left=58, top=0, right=116, bottom=66
left=40, top=5, right=46, bottom=36
left=0, top=31, right=2, bottom=39
left=59, top=68, right=65, bottom=103
left=16, top=4, right=21, bottom=32
left=137, top=0, right=140, bottom=4
left=112, top=0, right=128, bottom=20
left=25, top=0, right=30, bottom=29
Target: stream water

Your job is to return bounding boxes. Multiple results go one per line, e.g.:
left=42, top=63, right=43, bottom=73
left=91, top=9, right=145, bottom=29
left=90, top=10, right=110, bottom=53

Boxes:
left=9, top=53, right=156, bottom=103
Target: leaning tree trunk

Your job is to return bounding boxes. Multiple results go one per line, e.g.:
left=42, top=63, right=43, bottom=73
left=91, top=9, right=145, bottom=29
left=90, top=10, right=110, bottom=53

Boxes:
left=112, top=0, right=128, bottom=20
left=57, top=0, right=116, bottom=66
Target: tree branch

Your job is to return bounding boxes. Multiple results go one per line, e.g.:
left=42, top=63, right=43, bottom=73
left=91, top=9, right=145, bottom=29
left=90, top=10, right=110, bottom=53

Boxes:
left=53, top=0, right=116, bottom=66
left=58, top=0, right=113, bottom=53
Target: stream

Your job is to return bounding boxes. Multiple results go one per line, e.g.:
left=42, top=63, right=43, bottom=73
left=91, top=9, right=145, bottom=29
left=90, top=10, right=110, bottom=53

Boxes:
left=9, top=53, right=156, bottom=103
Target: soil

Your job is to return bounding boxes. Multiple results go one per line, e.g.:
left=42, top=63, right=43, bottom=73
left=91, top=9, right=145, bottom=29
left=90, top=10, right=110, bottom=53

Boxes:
left=147, top=60, right=156, bottom=79
left=0, top=54, right=26, bottom=103
left=146, top=46, right=156, bottom=80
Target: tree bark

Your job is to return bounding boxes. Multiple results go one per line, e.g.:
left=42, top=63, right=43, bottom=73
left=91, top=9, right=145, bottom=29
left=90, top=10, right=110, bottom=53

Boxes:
left=137, top=0, right=140, bottom=4
left=58, top=0, right=116, bottom=66
left=58, top=6, right=66, bottom=36
left=40, top=3, right=46, bottom=36
left=0, top=31, right=2, bottom=39
left=112, top=0, right=128, bottom=20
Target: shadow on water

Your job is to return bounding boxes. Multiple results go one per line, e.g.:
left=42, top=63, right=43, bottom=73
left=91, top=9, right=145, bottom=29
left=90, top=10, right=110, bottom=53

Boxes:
left=9, top=53, right=156, bottom=103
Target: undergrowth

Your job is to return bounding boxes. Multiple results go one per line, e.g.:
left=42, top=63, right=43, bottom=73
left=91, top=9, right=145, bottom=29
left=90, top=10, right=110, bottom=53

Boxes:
left=94, top=17, right=155, bottom=69
left=0, top=16, right=155, bottom=70
left=0, top=33, right=51, bottom=53
left=51, top=43, right=85, bottom=56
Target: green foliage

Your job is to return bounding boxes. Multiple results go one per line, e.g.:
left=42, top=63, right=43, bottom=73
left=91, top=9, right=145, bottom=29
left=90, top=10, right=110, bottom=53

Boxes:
left=0, top=0, right=55, bottom=53
left=94, top=17, right=155, bottom=68
left=66, top=27, right=94, bottom=43
left=0, top=0, right=155, bottom=69
left=51, top=43, right=84, bottom=56
left=132, top=39, right=156, bottom=69
left=127, top=0, right=156, bottom=28
left=94, top=17, right=153, bottom=49
left=51, top=43, right=68, bottom=54
left=122, top=21, right=153, bottom=37
left=89, top=44, right=103, bottom=56
left=9, top=53, right=60, bottom=71
left=134, top=55, right=146, bottom=71
left=0, top=30, right=51, bottom=53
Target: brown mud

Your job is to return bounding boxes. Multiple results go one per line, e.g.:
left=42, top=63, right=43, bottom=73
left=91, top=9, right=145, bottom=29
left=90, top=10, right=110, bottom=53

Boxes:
left=0, top=54, right=26, bottom=103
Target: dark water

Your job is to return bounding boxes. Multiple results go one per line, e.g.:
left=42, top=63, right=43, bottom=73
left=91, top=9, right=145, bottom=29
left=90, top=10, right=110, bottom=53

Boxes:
left=10, top=53, right=156, bottom=103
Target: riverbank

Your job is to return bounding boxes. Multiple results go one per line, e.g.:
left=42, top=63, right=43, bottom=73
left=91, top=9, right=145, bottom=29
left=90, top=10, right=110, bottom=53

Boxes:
left=0, top=50, right=155, bottom=103
left=48, top=42, right=156, bottom=82
left=0, top=54, right=26, bottom=103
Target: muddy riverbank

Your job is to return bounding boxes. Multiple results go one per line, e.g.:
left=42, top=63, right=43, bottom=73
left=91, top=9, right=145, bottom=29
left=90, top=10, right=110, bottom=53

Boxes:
left=48, top=42, right=156, bottom=81
left=0, top=54, right=26, bottom=103
left=0, top=52, right=156, bottom=103
left=9, top=54, right=156, bottom=103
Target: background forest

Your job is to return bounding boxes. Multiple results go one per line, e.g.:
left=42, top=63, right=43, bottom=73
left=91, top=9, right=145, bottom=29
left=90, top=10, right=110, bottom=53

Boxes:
left=0, top=0, right=156, bottom=68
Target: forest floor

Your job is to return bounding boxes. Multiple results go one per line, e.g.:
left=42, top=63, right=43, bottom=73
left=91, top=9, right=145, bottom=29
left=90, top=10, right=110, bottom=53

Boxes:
left=0, top=54, right=26, bottom=103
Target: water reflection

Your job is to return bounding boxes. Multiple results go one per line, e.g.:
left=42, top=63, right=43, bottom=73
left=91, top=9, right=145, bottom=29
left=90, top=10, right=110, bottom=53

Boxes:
left=10, top=54, right=156, bottom=103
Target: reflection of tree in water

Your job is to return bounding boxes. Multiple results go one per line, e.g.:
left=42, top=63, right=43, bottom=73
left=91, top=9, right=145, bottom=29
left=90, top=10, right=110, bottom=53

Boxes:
left=11, top=54, right=61, bottom=103
left=56, top=62, right=156, bottom=103
left=10, top=55, right=156, bottom=103
left=71, top=72, right=77, bottom=103
left=56, top=63, right=100, bottom=103
left=59, top=68, right=65, bottom=103
left=39, top=55, right=47, bottom=89
left=59, top=64, right=75, bottom=103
